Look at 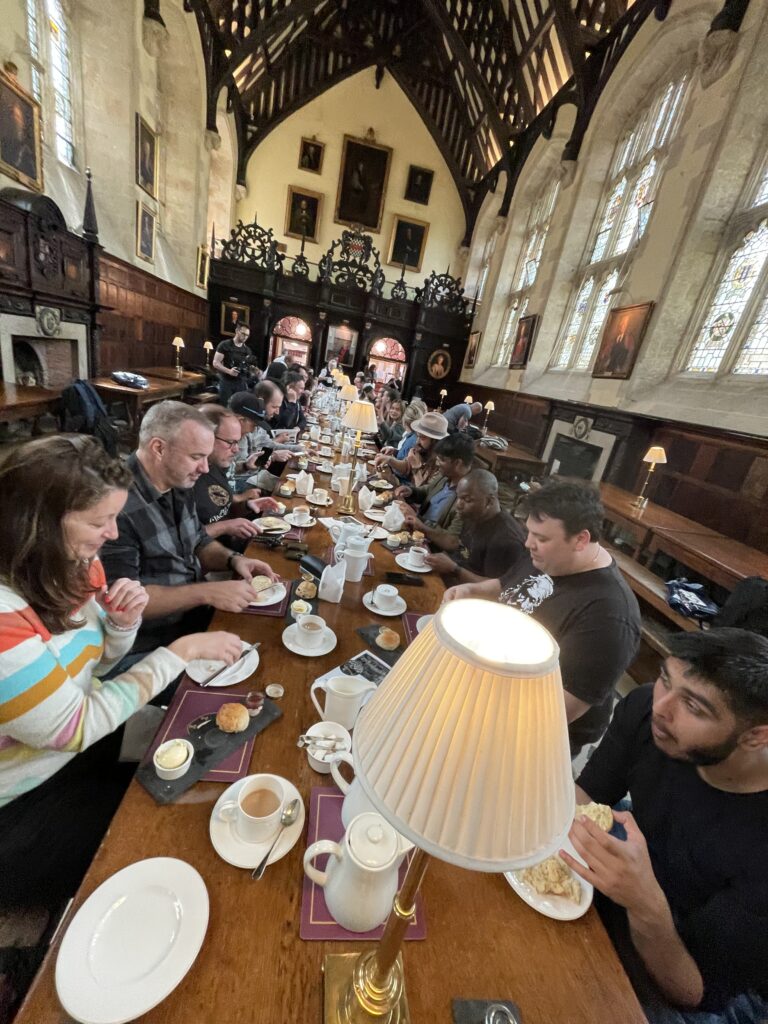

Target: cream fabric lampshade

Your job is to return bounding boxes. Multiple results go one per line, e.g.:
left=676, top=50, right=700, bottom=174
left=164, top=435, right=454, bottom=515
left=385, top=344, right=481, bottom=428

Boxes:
left=203, top=340, right=214, bottom=352
left=172, top=336, right=185, bottom=349
left=484, top=401, right=495, bottom=412
left=643, top=445, right=667, bottom=464
left=339, top=383, right=359, bottom=402
left=342, top=400, right=379, bottom=434
left=353, top=600, right=574, bottom=872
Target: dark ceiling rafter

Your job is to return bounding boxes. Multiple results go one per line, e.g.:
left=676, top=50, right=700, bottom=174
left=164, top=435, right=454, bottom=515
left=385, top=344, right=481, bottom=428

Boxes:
left=177, top=0, right=661, bottom=244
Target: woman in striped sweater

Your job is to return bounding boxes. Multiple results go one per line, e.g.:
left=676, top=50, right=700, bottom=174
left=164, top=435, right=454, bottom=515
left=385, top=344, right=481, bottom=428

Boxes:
left=0, top=435, right=241, bottom=905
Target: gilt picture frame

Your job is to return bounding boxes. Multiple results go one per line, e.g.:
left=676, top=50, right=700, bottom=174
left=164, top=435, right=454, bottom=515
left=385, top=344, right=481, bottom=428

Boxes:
left=285, top=185, right=322, bottom=243
left=335, top=134, right=392, bottom=233
left=135, top=113, right=158, bottom=200
left=0, top=69, right=42, bottom=192
left=298, top=137, right=324, bottom=174
left=386, top=215, right=429, bottom=273
left=592, top=302, right=654, bottom=379
left=509, top=314, right=539, bottom=369
left=136, top=202, right=155, bottom=263
left=220, top=301, right=250, bottom=336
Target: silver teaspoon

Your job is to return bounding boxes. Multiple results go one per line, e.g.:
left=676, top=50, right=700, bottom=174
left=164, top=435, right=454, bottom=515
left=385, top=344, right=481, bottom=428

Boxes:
left=250, top=798, right=301, bottom=880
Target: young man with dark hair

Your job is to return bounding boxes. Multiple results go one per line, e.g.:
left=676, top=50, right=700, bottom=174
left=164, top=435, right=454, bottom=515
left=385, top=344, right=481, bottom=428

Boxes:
left=212, top=323, right=259, bottom=405
left=567, top=628, right=768, bottom=1024
left=397, top=433, right=475, bottom=542
left=275, top=371, right=306, bottom=431
left=445, top=478, right=641, bottom=756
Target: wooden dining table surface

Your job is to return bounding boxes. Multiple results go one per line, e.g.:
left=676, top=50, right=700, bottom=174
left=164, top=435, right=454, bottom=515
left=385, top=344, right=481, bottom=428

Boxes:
left=138, top=366, right=208, bottom=386
left=0, top=382, right=61, bottom=424
left=17, top=463, right=645, bottom=1024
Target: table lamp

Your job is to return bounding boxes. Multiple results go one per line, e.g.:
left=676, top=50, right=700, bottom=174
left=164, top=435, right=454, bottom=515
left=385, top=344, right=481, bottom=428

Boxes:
left=438, top=388, right=447, bottom=411
left=633, top=445, right=667, bottom=509
left=464, top=394, right=473, bottom=403
left=483, top=400, right=495, bottom=434
left=339, top=383, right=358, bottom=404
left=172, top=336, right=185, bottom=373
left=203, top=340, right=214, bottom=369
left=323, top=599, right=574, bottom=1023
left=339, top=399, right=379, bottom=514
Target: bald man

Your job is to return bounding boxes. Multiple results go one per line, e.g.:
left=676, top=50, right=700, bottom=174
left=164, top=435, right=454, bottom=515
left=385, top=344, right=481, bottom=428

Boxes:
left=425, top=469, right=528, bottom=583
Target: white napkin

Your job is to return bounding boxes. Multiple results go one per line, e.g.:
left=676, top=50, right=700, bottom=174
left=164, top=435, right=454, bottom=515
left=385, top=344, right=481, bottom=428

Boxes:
left=318, top=560, right=345, bottom=603
left=295, top=470, right=314, bottom=496
left=382, top=503, right=405, bottom=532
left=355, top=462, right=368, bottom=484
left=357, top=485, right=373, bottom=512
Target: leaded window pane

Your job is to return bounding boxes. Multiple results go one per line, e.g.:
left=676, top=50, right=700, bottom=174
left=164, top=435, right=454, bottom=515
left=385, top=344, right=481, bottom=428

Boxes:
left=574, top=271, right=619, bottom=369
left=555, top=277, right=594, bottom=368
left=754, top=166, right=768, bottom=208
left=733, top=291, right=768, bottom=374
left=613, top=157, right=657, bottom=256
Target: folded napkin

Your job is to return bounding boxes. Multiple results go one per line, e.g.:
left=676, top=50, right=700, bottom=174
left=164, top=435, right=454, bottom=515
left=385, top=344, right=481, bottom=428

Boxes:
left=355, top=461, right=368, bottom=484
left=318, top=559, right=345, bottom=603
left=382, top=503, right=405, bottom=532
left=295, top=470, right=315, bottom=496
left=357, top=485, right=373, bottom=511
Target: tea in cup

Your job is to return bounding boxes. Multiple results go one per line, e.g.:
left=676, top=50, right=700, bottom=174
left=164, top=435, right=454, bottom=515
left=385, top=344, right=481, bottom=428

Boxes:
left=296, top=614, right=326, bottom=649
left=313, top=488, right=328, bottom=503
left=409, top=546, right=427, bottom=569
left=217, top=775, right=284, bottom=843
left=293, top=505, right=311, bottom=525
left=373, top=584, right=399, bottom=611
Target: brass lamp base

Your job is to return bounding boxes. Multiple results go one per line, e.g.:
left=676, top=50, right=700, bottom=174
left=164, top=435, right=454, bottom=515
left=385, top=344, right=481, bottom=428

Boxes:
left=339, top=490, right=356, bottom=514
left=323, top=952, right=410, bottom=1024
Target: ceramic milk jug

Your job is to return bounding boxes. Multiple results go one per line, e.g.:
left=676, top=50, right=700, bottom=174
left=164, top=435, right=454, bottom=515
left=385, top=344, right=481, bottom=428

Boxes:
left=329, top=520, right=365, bottom=559
left=303, top=812, right=401, bottom=932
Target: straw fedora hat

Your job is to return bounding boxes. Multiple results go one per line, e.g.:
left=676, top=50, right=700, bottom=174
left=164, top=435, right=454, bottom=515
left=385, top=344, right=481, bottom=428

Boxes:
left=411, top=411, right=449, bottom=440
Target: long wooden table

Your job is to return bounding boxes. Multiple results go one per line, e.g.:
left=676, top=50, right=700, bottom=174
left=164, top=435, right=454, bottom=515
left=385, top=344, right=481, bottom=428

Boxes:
left=17, top=483, right=645, bottom=1024
left=138, top=366, right=208, bottom=386
left=600, top=482, right=719, bottom=555
left=90, top=375, right=188, bottom=442
left=0, top=382, right=61, bottom=426
left=648, top=528, right=768, bottom=592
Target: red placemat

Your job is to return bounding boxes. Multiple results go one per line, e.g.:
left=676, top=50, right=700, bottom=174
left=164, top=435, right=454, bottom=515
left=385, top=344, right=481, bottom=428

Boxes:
left=323, top=546, right=374, bottom=577
left=300, top=787, right=426, bottom=941
left=145, top=680, right=258, bottom=783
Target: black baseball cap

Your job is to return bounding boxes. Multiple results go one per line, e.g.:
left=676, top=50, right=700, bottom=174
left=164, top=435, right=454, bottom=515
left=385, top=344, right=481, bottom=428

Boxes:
left=229, top=392, right=263, bottom=419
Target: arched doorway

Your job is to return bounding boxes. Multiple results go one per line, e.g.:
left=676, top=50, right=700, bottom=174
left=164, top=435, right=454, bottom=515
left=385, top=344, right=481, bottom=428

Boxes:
left=367, top=337, right=407, bottom=388
left=270, top=315, right=312, bottom=366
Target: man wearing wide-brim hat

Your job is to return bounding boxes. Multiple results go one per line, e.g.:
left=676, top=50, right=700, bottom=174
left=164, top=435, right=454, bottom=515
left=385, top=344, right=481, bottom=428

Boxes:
left=380, top=411, right=448, bottom=488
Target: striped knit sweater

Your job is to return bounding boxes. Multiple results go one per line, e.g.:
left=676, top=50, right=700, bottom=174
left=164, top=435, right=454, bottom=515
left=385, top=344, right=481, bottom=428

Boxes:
left=0, top=561, right=185, bottom=808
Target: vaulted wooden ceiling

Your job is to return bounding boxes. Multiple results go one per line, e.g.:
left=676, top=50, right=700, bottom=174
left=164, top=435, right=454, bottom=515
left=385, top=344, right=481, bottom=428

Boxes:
left=182, top=0, right=659, bottom=241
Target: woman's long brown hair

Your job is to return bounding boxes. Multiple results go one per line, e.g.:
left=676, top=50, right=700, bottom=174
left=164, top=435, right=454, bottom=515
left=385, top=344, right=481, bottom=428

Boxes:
left=0, top=435, right=132, bottom=634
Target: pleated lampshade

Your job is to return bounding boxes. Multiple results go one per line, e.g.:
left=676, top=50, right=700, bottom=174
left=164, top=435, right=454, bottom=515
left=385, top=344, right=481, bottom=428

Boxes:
left=342, top=400, right=379, bottom=434
left=353, top=599, right=575, bottom=872
left=339, top=383, right=359, bottom=402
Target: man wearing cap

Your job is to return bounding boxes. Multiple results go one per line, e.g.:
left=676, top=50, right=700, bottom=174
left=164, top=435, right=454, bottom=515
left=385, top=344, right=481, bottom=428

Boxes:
left=212, top=323, right=259, bottom=405
left=230, top=383, right=303, bottom=493
left=378, top=411, right=448, bottom=489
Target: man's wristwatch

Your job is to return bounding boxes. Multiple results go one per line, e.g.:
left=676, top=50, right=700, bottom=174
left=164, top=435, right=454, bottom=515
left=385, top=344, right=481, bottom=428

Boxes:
left=226, top=552, right=239, bottom=571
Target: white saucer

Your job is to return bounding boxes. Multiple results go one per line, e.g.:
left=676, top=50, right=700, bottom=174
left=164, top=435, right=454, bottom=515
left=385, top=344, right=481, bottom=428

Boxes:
left=307, top=494, right=334, bottom=507
left=504, top=838, right=593, bottom=921
left=395, top=552, right=432, bottom=574
left=248, top=582, right=287, bottom=608
left=416, top=614, right=434, bottom=633
left=363, top=508, right=387, bottom=522
left=187, top=641, right=260, bottom=686
left=316, top=464, right=334, bottom=474
left=258, top=520, right=292, bottom=535
left=56, top=858, right=208, bottom=1024
left=281, top=623, right=337, bottom=657
left=368, top=480, right=393, bottom=491
left=363, top=591, right=407, bottom=617
left=285, top=513, right=317, bottom=528
left=210, top=775, right=305, bottom=870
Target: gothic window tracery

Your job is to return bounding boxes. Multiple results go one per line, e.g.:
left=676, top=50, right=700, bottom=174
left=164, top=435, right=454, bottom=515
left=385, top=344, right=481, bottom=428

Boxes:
left=26, top=0, right=75, bottom=166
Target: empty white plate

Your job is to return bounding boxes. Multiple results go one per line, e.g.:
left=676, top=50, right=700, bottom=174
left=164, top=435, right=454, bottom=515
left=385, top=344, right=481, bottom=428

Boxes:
left=56, top=857, right=209, bottom=1024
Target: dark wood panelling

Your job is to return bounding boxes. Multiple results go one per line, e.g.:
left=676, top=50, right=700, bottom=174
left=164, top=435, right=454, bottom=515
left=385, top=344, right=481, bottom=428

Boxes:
left=97, top=254, right=208, bottom=374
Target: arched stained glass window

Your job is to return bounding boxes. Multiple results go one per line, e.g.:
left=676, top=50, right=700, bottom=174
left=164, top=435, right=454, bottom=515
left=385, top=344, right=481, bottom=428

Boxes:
left=684, top=159, right=768, bottom=377
left=551, top=74, right=688, bottom=371
left=25, top=0, right=75, bottom=166
left=493, top=178, right=559, bottom=367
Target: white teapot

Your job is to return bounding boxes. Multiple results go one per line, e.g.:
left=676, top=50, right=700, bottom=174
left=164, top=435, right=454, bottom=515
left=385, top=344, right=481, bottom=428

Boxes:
left=303, top=812, right=401, bottom=933
left=329, top=752, right=414, bottom=861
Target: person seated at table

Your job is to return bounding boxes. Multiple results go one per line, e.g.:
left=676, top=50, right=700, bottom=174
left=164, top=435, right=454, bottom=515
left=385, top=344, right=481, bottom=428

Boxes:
left=396, top=433, right=475, bottom=545
left=230, top=385, right=301, bottom=490
left=567, top=628, right=768, bottom=1024
left=443, top=402, right=472, bottom=433
left=0, top=434, right=242, bottom=908
left=194, top=405, right=279, bottom=544
left=425, top=469, right=528, bottom=584
left=375, top=400, right=427, bottom=461
left=275, top=371, right=307, bottom=431
left=212, top=322, right=260, bottom=406
left=265, top=351, right=294, bottom=384
left=377, top=398, right=405, bottom=449
left=100, top=401, right=278, bottom=655
left=377, top=411, right=448, bottom=489
left=445, top=479, right=641, bottom=757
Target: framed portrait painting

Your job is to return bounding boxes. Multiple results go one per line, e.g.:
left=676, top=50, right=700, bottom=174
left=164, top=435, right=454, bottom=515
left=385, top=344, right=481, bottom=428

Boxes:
left=509, top=314, right=539, bottom=369
left=285, top=185, right=322, bottom=243
left=135, top=113, right=158, bottom=199
left=298, top=137, right=324, bottom=174
left=0, top=69, right=42, bottom=192
left=404, top=165, right=433, bottom=205
left=220, top=301, right=250, bottom=337
left=427, top=349, right=451, bottom=380
left=135, top=202, right=155, bottom=263
left=325, top=324, right=359, bottom=367
left=592, top=302, right=654, bottom=379
left=335, top=135, right=392, bottom=233
left=386, top=215, right=429, bottom=273
left=465, top=330, right=481, bottom=369
left=195, top=245, right=209, bottom=289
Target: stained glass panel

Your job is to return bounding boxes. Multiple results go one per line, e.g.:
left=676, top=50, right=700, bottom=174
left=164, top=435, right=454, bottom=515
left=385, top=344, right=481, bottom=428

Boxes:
left=25, top=0, right=42, bottom=102
left=613, top=158, right=657, bottom=256
left=574, top=271, right=619, bottom=369
left=686, top=222, right=768, bottom=373
left=754, top=165, right=768, bottom=208
left=733, top=291, right=768, bottom=374
left=46, top=0, right=74, bottom=165
left=591, top=179, right=626, bottom=262
left=494, top=300, right=521, bottom=367
left=554, top=278, right=594, bottom=368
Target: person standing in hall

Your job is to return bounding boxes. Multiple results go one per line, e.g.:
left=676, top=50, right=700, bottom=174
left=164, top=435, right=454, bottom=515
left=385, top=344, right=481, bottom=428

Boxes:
left=212, top=322, right=260, bottom=405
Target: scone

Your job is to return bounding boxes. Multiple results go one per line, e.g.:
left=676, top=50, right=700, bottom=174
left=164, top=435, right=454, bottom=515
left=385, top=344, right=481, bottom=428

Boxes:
left=411, top=530, right=425, bottom=544
left=375, top=627, right=400, bottom=651
left=577, top=801, right=613, bottom=831
left=215, top=702, right=249, bottom=733
left=259, top=516, right=285, bottom=529
left=296, top=579, right=317, bottom=599
left=251, top=575, right=275, bottom=594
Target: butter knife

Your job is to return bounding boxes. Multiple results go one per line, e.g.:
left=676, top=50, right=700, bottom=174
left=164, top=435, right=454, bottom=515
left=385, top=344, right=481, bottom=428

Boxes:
left=201, top=643, right=260, bottom=687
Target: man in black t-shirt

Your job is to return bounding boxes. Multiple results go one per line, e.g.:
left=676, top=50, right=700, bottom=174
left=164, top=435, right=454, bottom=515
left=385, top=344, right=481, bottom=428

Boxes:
left=445, top=479, right=641, bottom=755
left=566, top=629, right=768, bottom=1022
left=425, top=469, right=527, bottom=583
left=212, top=324, right=260, bottom=405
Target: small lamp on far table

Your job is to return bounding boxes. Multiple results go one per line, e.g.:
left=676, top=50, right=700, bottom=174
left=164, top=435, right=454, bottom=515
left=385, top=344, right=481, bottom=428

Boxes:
left=464, top=394, right=473, bottom=403
left=483, top=400, right=495, bottom=434
left=633, top=445, right=667, bottom=509
left=438, top=388, right=447, bottom=411
left=172, top=335, right=185, bottom=374
left=339, top=399, right=379, bottom=514
left=203, top=340, right=214, bottom=369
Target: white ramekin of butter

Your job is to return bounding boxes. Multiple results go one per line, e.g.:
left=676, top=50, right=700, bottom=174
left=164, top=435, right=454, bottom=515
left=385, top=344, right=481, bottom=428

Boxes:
left=153, top=738, right=194, bottom=780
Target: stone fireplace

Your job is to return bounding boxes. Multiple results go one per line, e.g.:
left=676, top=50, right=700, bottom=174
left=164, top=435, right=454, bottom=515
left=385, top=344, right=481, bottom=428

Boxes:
left=540, top=405, right=641, bottom=483
left=0, top=310, right=88, bottom=389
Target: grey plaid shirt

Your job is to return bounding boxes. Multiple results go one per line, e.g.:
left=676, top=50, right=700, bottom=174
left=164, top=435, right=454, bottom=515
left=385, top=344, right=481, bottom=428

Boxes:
left=101, top=453, right=214, bottom=651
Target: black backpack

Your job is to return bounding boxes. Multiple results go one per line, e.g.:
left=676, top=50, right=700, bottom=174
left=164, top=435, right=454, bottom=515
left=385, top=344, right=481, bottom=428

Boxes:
left=60, top=379, right=119, bottom=456
left=712, top=576, right=768, bottom=638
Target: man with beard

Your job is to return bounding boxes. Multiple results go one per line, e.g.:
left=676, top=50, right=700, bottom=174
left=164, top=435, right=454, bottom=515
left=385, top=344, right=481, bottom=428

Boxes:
left=565, top=629, right=768, bottom=1024
left=101, top=401, right=277, bottom=653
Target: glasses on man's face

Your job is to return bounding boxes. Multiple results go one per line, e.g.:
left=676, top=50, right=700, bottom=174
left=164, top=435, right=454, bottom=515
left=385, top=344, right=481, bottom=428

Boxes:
left=215, top=435, right=240, bottom=450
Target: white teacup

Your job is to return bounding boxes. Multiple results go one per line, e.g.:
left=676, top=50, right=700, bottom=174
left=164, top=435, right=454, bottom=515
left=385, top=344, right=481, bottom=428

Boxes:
left=409, top=546, right=427, bottom=568
left=296, top=614, right=326, bottom=649
left=320, top=446, right=333, bottom=457
left=293, top=505, right=311, bottom=525
left=217, top=775, right=284, bottom=844
left=314, top=487, right=328, bottom=503
left=310, top=426, right=321, bottom=441
left=385, top=533, right=400, bottom=549
left=373, top=584, right=398, bottom=610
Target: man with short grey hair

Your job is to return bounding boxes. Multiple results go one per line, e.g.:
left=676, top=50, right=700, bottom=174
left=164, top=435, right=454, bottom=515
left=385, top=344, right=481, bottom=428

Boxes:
left=101, top=401, right=277, bottom=653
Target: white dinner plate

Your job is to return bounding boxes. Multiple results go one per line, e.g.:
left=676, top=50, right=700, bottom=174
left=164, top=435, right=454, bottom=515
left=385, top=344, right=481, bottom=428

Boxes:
left=307, top=494, right=334, bottom=507
left=248, top=582, right=287, bottom=608
left=363, top=508, right=387, bottom=522
left=395, top=552, right=432, bottom=574
left=281, top=623, right=337, bottom=657
left=210, top=775, right=305, bottom=870
left=258, top=519, right=292, bottom=535
left=504, top=838, right=593, bottom=921
left=367, top=526, right=388, bottom=540
left=368, top=479, right=393, bottom=491
left=363, top=591, right=407, bottom=617
left=187, top=641, right=259, bottom=686
left=56, top=858, right=209, bottom=1024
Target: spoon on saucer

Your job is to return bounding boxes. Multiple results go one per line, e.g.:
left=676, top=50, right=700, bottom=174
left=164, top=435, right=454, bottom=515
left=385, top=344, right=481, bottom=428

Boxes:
left=251, top=798, right=301, bottom=880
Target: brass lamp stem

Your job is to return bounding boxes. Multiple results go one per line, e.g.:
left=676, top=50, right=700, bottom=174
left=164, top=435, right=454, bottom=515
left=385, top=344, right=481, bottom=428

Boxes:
left=339, top=429, right=361, bottom=514
left=633, top=461, right=656, bottom=509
